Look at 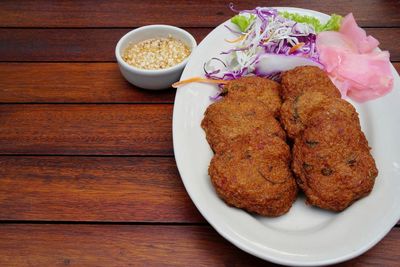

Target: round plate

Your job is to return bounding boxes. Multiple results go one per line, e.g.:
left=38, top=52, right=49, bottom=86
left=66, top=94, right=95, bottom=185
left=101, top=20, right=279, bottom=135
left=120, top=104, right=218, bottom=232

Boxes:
left=172, top=7, right=400, bottom=266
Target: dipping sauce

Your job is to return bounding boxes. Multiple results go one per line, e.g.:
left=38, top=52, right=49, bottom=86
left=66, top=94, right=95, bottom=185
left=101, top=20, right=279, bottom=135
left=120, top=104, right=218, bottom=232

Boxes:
left=122, top=36, right=191, bottom=70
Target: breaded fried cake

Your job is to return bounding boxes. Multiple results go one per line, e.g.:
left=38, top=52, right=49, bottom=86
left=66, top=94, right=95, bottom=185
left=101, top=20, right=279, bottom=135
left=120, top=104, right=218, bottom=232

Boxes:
left=202, top=99, right=285, bottom=153
left=281, top=66, right=341, bottom=100
left=202, top=76, right=297, bottom=216
left=292, top=114, right=378, bottom=211
left=224, top=76, right=282, bottom=116
left=280, top=92, right=358, bottom=138
left=280, top=66, right=378, bottom=211
left=209, top=133, right=297, bottom=216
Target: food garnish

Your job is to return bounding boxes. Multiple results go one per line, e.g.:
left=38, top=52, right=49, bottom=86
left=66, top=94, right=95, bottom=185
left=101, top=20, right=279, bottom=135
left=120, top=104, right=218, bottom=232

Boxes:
left=279, top=11, right=342, bottom=33
left=175, top=4, right=394, bottom=102
left=230, top=14, right=256, bottom=32
left=172, top=77, right=228, bottom=88
left=205, top=4, right=321, bottom=83
left=316, top=13, right=393, bottom=102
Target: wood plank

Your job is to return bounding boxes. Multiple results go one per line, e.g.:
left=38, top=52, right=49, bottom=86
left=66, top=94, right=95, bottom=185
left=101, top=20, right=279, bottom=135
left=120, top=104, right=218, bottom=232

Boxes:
left=0, top=224, right=269, bottom=266
left=0, top=224, right=398, bottom=266
left=0, top=105, right=173, bottom=155
left=0, top=156, right=202, bottom=222
left=0, top=60, right=397, bottom=104
left=0, top=28, right=399, bottom=62
left=0, top=0, right=399, bottom=27
left=0, top=59, right=398, bottom=102
left=0, top=62, right=398, bottom=103
left=0, top=156, right=397, bottom=225
left=366, top=28, right=400, bottom=62
left=0, top=63, right=176, bottom=103
left=0, top=28, right=209, bottom=62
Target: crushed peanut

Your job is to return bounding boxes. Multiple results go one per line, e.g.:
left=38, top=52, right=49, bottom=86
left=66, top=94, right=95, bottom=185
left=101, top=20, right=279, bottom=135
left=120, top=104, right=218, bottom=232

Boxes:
left=122, top=35, right=191, bottom=70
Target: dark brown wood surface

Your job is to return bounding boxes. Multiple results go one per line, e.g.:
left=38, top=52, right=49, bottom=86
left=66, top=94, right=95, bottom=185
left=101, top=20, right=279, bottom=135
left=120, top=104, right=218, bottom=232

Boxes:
left=0, top=155, right=397, bottom=226
left=0, top=105, right=173, bottom=155
left=0, top=28, right=399, bottom=62
left=0, top=156, right=203, bottom=222
left=0, top=1, right=398, bottom=266
left=0, top=225, right=399, bottom=266
left=0, top=63, right=176, bottom=103
left=0, top=63, right=399, bottom=103
left=0, top=0, right=399, bottom=27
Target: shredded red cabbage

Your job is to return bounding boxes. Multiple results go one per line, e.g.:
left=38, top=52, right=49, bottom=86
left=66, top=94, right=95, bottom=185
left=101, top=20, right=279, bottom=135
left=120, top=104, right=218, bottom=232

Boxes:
left=205, top=4, right=323, bottom=100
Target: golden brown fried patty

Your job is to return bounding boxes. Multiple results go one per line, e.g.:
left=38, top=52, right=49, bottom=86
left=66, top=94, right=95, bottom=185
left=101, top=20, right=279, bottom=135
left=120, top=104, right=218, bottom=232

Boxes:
left=209, top=133, right=297, bottom=216
left=280, top=92, right=358, bottom=138
left=280, top=66, right=378, bottom=211
left=202, top=76, right=297, bottom=216
left=292, top=115, right=378, bottom=211
left=202, top=99, right=285, bottom=153
left=224, top=76, right=282, bottom=116
left=281, top=66, right=341, bottom=101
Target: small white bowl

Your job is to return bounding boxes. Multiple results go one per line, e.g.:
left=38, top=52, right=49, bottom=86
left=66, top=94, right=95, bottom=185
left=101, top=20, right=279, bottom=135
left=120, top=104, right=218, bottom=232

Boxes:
left=115, top=25, right=197, bottom=90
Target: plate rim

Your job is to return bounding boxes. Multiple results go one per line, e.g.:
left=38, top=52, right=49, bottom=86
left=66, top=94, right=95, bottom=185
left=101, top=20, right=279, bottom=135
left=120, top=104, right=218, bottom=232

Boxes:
left=172, top=7, right=400, bottom=266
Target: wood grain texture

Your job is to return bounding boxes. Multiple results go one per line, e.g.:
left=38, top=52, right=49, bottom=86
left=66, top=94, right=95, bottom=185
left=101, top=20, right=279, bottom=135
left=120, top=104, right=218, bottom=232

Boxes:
left=0, top=62, right=398, bottom=103
left=0, top=0, right=399, bottom=27
left=0, top=224, right=398, bottom=266
left=0, top=105, right=173, bottom=155
left=0, top=28, right=399, bottom=62
left=0, top=224, right=269, bottom=266
left=0, top=156, right=397, bottom=226
left=0, top=28, right=209, bottom=62
left=0, top=0, right=398, bottom=265
left=0, top=63, right=176, bottom=103
left=0, top=156, right=203, bottom=222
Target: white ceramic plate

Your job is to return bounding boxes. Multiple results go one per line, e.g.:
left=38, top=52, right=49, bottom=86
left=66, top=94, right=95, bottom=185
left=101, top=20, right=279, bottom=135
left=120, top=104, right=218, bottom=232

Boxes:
left=172, top=7, right=400, bottom=266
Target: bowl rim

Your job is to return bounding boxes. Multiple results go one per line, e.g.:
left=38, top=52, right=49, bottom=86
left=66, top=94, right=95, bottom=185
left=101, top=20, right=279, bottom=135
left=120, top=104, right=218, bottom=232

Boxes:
left=115, top=24, right=197, bottom=75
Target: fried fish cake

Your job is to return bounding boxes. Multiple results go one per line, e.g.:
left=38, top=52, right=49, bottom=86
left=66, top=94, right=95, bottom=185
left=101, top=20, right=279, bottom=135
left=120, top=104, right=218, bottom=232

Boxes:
left=201, top=99, right=285, bottom=153
left=281, top=66, right=341, bottom=101
left=209, top=133, right=297, bottom=216
left=280, top=92, right=359, bottom=138
left=292, top=114, right=378, bottom=211
left=203, top=76, right=298, bottom=216
left=224, top=76, right=282, bottom=116
left=279, top=66, right=378, bottom=211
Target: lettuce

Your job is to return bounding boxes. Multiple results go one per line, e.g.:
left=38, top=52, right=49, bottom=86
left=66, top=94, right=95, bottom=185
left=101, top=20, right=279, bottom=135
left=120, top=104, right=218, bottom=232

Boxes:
left=230, top=14, right=256, bottom=32
left=320, top=14, right=343, bottom=32
left=279, top=11, right=342, bottom=32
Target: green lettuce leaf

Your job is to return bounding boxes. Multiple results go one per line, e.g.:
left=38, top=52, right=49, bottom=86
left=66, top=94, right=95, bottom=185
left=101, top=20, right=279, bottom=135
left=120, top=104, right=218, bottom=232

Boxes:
left=231, top=14, right=256, bottom=32
left=279, top=11, right=342, bottom=33
left=320, top=14, right=342, bottom=32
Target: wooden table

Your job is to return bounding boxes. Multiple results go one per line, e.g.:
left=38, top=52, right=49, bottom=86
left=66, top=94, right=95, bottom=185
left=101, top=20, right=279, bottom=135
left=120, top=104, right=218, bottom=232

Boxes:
left=0, top=1, right=399, bottom=266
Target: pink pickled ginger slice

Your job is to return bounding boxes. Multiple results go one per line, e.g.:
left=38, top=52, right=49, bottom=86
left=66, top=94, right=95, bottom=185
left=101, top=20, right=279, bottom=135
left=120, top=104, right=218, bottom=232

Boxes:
left=317, top=31, right=357, bottom=53
left=336, top=50, right=393, bottom=102
left=316, top=14, right=393, bottom=102
left=340, top=13, right=380, bottom=53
